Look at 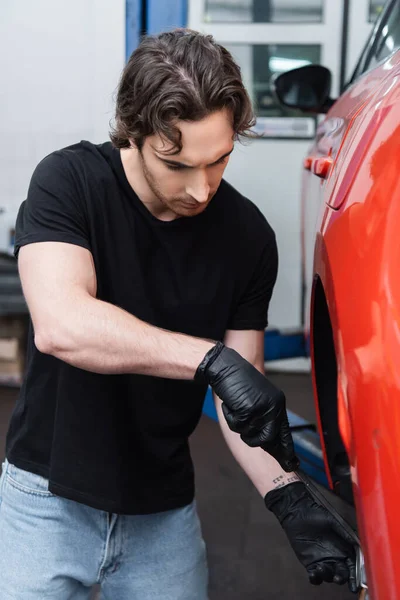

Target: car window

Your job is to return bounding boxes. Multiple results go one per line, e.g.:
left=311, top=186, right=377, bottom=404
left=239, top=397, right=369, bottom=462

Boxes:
left=365, top=1, right=400, bottom=70
left=349, top=0, right=399, bottom=83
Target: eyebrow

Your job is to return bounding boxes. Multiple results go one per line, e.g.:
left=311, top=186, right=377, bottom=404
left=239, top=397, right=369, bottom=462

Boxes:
left=156, top=147, right=235, bottom=168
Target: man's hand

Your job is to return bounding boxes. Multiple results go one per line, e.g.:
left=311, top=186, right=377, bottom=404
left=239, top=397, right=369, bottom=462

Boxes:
left=264, top=482, right=358, bottom=593
left=195, top=342, right=298, bottom=472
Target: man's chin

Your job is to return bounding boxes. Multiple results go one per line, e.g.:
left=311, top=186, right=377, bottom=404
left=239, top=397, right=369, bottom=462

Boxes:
left=175, top=202, right=208, bottom=217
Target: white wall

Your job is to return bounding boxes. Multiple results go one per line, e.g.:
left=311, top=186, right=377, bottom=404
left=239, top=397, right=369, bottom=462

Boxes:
left=0, top=0, right=125, bottom=251
left=224, top=139, right=309, bottom=329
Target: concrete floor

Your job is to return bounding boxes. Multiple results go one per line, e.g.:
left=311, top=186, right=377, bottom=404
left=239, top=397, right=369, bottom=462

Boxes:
left=0, top=374, right=355, bottom=599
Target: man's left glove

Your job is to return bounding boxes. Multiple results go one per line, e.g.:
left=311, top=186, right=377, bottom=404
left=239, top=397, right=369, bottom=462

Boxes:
left=264, top=482, right=358, bottom=593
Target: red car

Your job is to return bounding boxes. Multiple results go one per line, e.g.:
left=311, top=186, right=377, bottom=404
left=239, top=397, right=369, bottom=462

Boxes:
left=274, top=1, right=400, bottom=598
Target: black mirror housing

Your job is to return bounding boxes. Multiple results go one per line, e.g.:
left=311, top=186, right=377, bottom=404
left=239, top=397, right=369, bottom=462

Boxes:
left=272, top=65, right=333, bottom=114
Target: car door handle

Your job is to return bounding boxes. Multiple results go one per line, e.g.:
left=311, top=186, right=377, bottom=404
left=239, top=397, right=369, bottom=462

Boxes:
left=313, top=156, right=333, bottom=179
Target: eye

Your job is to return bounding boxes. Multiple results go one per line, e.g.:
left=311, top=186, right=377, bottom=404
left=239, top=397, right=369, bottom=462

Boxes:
left=165, top=156, right=228, bottom=171
left=166, top=164, right=184, bottom=171
left=210, top=157, right=228, bottom=167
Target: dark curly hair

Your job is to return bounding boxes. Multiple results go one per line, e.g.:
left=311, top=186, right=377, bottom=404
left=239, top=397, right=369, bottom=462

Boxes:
left=110, top=29, right=255, bottom=153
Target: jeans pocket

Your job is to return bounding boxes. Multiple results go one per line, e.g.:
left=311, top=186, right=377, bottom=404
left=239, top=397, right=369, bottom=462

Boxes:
left=6, top=462, right=54, bottom=497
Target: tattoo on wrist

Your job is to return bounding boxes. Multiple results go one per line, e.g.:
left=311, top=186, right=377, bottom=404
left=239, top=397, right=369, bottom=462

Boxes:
left=286, top=476, right=300, bottom=484
left=273, top=482, right=287, bottom=490
left=272, top=475, right=284, bottom=484
left=272, top=475, right=300, bottom=490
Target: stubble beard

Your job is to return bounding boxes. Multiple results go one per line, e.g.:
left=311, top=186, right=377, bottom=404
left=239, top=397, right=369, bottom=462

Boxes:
left=139, top=152, right=211, bottom=217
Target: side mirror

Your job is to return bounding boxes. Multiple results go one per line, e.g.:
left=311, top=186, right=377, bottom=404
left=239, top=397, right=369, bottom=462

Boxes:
left=272, top=65, right=334, bottom=114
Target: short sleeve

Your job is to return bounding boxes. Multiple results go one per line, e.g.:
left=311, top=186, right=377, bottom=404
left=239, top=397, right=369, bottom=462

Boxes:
left=227, top=233, right=278, bottom=331
left=14, top=151, right=91, bottom=258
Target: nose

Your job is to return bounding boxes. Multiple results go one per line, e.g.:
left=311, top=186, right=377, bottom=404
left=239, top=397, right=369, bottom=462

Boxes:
left=185, top=170, right=210, bottom=204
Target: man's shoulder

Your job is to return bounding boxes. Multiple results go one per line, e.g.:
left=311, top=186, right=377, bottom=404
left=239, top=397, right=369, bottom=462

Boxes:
left=35, top=141, right=114, bottom=177
left=216, top=179, right=276, bottom=242
left=30, top=141, right=116, bottom=197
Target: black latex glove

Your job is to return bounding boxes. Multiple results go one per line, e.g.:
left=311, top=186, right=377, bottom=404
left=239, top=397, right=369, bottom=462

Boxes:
left=265, top=482, right=358, bottom=593
left=195, top=342, right=299, bottom=472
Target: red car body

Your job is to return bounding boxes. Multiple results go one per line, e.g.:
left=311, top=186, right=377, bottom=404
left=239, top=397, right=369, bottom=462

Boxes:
left=301, top=13, right=400, bottom=600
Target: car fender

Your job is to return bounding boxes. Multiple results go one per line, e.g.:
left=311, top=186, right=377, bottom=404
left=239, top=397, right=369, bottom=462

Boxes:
left=313, top=81, right=400, bottom=599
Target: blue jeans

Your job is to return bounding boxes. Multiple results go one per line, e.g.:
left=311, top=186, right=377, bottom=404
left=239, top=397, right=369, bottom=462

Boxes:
left=0, top=460, right=208, bottom=599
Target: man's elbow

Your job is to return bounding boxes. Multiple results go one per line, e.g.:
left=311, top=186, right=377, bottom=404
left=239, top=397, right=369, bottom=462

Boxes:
left=34, top=324, right=74, bottom=357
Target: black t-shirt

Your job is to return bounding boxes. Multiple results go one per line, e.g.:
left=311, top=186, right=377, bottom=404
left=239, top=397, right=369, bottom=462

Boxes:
left=6, top=141, right=278, bottom=515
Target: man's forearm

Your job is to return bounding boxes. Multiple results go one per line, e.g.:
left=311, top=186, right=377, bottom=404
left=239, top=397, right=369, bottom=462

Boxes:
left=215, top=394, right=299, bottom=496
left=36, top=293, right=215, bottom=378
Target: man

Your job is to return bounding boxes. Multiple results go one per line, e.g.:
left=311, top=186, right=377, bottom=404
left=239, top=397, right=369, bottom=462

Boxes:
left=0, top=29, right=357, bottom=598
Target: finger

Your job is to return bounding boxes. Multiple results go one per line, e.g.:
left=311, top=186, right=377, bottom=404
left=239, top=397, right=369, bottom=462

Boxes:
left=261, top=423, right=299, bottom=472
left=240, top=433, right=263, bottom=447
left=241, top=418, right=279, bottom=447
left=279, top=415, right=297, bottom=468
left=333, top=562, right=349, bottom=586
left=318, top=562, right=335, bottom=583
left=309, top=563, right=333, bottom=585
left=242, top=427, right=287, bottom=455
left=271, top=415, right=299, bottom=471
left=283, top=456, right=300, bottom=472
left=261, top=441, right=298, bottom=472
left=308, top=570, right=323, bottom=586
left=261, top=438, right=283, bottom=459
left=346, top=557, right=358, bottom=594
left=221, top=403, right=246, bottom=433
left=309, top=562, right=337, bottom=584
